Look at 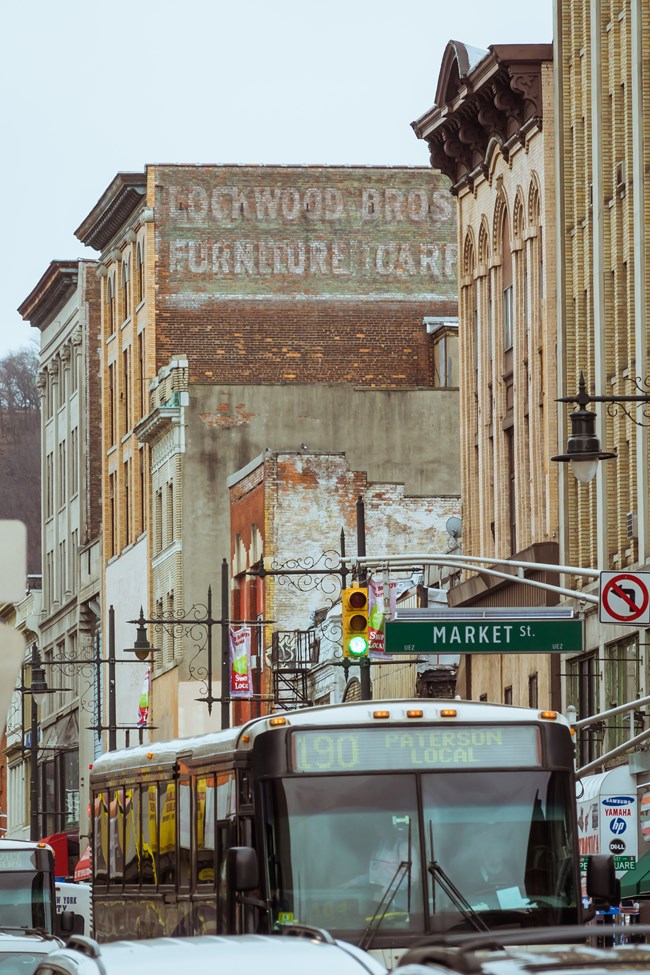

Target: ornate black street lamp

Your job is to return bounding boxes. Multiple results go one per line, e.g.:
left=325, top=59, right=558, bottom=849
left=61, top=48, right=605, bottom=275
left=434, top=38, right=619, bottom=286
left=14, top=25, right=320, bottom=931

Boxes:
left=551, top=372, right=650, bottom=482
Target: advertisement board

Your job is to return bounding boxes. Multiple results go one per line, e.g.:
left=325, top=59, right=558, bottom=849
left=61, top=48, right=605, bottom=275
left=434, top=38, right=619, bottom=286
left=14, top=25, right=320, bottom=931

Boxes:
left=577, top=765, right=638, bottom=883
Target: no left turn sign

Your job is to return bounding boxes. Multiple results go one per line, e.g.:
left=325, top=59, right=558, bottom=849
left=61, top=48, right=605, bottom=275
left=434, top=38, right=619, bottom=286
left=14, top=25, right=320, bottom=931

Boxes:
left=600, top=571, right=650, bottom=624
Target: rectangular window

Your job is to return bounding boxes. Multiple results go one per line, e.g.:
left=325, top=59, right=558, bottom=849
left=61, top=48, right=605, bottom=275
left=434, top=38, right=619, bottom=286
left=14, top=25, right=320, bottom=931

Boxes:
left=59, top=540, right=66, bottom=600
left=605, top=637, right=639, bottom=751
left=70, top=529, right=78, bottom=595
left=70, top=352, right=78, bottom=394
left=167, top=481, right=174, bottom=546
left=506, top=428, right=516, bottom=553
left=155, top=489, right=163, bottom=554
left=504, top=686, right=513, bottom=705
left=58, top=441, right=66, bottom=507
left=433, top=331, right=458, bottom=388
left=109, top=473, right=117, bottom=559
left=122, top=347, right=131, bottom=434
left=109, top=363, right=116, bottom=445
left=71, top=428, right=78, bottom=495
left=502, top=285, right=513, bottom=351
left=138, top=330, right=146, bottom=419
left=139, top=448, right=146, bottom=537
left=46, top=453, right=54, bottom=519
left=567, top=652, right=599, bottom=767
left=528, top=673, right=538, bottom=709
left=124, top=460, right=130, bottom=547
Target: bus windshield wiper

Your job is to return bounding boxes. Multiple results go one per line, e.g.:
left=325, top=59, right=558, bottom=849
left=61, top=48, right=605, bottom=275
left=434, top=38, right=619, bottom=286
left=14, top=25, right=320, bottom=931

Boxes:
left=358, top=857, right=411, bottom=952
left=427, top=821, right=489, bottom=935
left=428, top=859, right=490, bottom=934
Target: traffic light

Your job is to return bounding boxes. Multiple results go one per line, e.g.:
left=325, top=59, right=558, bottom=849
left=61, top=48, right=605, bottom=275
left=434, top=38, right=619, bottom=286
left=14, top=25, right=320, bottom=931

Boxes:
left=341, top=586, right=369, bottom=658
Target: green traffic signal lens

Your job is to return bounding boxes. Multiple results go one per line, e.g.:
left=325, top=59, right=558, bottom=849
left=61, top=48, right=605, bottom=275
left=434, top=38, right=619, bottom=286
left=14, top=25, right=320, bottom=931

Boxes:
left=347, top=635, right=369, bottom=657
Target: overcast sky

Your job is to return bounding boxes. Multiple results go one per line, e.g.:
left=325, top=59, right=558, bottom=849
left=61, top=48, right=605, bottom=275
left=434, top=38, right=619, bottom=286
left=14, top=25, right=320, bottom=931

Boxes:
left=1, top=0, right=552, bottom=359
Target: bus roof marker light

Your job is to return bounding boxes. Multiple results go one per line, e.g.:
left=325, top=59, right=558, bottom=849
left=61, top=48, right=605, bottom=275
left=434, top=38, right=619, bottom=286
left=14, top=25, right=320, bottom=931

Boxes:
left=406, top=710, right=424, bottom=718
left=146, top=752, right=155, bottom=759
left=373, top=710, right=390, bottom=719
left=440, top=709, right=457, bottom=718
left=269, top=717, right=289, bottom=727
left=539, top=711, right=558, bottom=720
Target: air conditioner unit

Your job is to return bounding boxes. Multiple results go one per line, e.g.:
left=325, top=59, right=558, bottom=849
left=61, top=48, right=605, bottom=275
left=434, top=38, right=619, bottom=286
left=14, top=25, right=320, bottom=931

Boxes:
left=627, top=511, right=638, bottom=540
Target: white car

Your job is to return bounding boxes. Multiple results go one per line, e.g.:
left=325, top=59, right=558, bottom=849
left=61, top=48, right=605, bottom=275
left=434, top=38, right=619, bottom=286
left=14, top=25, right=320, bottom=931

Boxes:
left=33, top=930, right=387, bottom=975
left=0, top=931, right=63, bottom=975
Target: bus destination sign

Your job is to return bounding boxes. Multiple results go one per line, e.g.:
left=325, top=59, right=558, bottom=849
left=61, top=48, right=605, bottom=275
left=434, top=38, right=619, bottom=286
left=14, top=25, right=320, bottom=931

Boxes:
left=291, top=725, right=540, bottom=773
left=384, top=619, right=583, bottom=655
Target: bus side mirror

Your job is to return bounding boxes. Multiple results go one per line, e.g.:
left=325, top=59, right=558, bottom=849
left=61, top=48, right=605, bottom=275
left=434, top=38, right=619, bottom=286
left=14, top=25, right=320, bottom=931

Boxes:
left=586, top=854, right=619, bottom=909
left=225, top=847, right=258, bottom=933
left=57, top=910, right=75, bottom=937
left=226, top=846, right=258, bottom=892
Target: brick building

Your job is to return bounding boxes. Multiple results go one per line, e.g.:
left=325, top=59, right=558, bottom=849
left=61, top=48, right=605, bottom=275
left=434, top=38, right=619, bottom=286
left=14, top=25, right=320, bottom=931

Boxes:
left=74, top=165, right=459, bottom=737
left=554, top=0, right=650, bottom=767
left=413, top=43, right=562, bottom=707
left=229, top=449, right=461, bottom=720
left=16, top=260, right=102, bottom=855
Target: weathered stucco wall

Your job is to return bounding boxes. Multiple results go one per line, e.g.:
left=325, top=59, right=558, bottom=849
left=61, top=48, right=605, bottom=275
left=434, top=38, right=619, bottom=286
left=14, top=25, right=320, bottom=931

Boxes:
left=182, top=384, right=460, bottom=622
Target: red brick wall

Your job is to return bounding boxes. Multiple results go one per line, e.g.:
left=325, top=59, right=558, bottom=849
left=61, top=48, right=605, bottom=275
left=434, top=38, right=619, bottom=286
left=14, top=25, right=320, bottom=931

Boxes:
left=153, top=165, right=457, bottom=386
left=230, top=464, right=265, bottom=724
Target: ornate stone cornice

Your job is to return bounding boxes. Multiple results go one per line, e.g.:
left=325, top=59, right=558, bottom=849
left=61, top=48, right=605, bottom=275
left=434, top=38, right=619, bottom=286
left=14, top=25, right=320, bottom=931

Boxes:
left=75, top=172, right=147, bottom=252
left=17, top=260, right=84, bottom=330
left=412, top=41, right=552, bottom=194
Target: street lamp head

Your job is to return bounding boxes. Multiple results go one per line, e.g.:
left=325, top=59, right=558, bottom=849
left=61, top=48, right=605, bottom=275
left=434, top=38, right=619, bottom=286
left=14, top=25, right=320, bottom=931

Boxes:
left=551, top=402, right=616, bottom=483
left=129, top=608, right=152, bottom=662
left=30, top=663, right=48, bottom=706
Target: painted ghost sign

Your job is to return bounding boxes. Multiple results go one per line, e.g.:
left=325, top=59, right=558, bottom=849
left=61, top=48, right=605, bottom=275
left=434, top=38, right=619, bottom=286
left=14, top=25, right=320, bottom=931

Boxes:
left=156, top=166, right=457, bottom=301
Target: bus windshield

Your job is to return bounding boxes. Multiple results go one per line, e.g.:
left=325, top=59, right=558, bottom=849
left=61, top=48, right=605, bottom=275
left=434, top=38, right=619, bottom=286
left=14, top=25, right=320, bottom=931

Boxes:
left=0, top=872, right=54, bottom=933
left=263, top=769, right=577, bottom=939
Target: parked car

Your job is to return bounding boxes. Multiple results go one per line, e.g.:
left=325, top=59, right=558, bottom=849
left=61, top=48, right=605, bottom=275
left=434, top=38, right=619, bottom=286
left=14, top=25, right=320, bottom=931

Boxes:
left=395, top=923, right=650, bottom=975
left=32, top=927, right=387, bottom=975
left=0, top=931, right=63, bottom=975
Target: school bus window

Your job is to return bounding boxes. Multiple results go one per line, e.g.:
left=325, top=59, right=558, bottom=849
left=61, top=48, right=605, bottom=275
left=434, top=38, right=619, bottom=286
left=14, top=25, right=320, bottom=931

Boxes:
left=123, top=787, right=140, bottom=886
left=108, top=789, right=125, bottom=888
left=179, top=780, right=191, bottom=888
left=196, top=776, right=216, bottom=887
left=141, top=783, right=158, bottom=886
left=93, top=791, right=109, bottom=886
left=159, top=782, right=176, bottom=885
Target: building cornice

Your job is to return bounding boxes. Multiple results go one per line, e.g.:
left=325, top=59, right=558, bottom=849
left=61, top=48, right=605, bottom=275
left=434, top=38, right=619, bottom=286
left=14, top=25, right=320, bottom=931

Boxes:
left=412, top=41, right=553, bottom=195
left=17, top=260, right=86, bottom=330
left=135, top=405, right=182, bottom=445
left=74, top=172, right=147, bottom=251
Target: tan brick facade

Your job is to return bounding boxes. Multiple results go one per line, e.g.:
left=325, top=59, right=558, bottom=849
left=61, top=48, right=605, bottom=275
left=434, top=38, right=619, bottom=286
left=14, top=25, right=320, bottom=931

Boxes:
left=414, top=44, right=561, bottom=708
left=556, top=0, right=650, bottom=577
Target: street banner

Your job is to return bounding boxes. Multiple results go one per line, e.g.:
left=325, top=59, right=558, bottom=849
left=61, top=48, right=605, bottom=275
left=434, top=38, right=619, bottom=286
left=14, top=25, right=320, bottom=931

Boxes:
left=137, top=668, right=151, bottom=727
left=229, top=625, right=253, bottom=698
left=368, top=578, right=397, bottom=657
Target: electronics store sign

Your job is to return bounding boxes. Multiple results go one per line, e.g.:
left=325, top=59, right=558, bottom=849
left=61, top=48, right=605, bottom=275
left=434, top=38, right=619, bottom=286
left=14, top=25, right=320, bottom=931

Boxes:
left=385, top=619, right=583, bottom=655
left=157, top=166, right=457, bottom=299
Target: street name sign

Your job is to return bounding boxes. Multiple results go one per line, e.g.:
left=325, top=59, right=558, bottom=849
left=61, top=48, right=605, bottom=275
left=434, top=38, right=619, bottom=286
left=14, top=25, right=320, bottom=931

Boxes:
left=384, top=618, right=583, bottom=655
left=599, top=571, right=650, bottom=625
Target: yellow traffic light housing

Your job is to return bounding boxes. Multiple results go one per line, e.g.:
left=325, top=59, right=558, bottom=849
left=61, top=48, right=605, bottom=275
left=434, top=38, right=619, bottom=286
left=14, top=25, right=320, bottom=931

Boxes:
left=341, top=586, right=369, bottom=658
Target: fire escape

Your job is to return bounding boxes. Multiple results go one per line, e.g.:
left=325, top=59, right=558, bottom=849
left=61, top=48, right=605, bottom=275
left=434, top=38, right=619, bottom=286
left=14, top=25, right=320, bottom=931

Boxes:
left=271, top=628, right=320, bottom=710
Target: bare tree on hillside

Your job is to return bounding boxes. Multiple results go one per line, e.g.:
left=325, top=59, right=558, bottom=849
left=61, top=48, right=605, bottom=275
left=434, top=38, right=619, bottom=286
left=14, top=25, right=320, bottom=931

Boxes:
left=0, top=348, right=39, bottom=440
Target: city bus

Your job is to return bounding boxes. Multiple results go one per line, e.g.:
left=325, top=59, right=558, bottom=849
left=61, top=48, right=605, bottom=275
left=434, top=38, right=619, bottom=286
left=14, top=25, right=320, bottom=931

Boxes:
left=89, top=700, right=591, bottom=965
left=0, top=839, right=79, bottom=937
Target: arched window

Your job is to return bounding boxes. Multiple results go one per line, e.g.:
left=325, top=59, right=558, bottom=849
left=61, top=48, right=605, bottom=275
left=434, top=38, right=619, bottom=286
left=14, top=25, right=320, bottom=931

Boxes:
left=500, top=207, right=513, bottom=353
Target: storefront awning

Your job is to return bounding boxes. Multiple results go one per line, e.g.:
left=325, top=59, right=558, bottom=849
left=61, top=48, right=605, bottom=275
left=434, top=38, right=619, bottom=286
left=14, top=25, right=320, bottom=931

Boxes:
left=620, top=851, right=650, bottom=898
left=74, top=843, right=91, bottom=882
left=41, top=832, right=69, bottom=879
